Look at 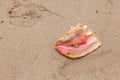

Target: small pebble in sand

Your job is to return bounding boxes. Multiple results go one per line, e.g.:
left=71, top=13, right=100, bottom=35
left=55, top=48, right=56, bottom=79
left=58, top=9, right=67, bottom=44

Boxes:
left=39, top=6, right=46, bottom=11
left=96, top=10, right=99, bottom=13
left=8, top=11, right=12, bottom=15
left=0, top=20, right=4, bottom=24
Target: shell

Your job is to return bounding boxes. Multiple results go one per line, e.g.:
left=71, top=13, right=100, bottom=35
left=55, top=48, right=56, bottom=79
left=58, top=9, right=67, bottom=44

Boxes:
left=55, top=23, right=102, bottom=58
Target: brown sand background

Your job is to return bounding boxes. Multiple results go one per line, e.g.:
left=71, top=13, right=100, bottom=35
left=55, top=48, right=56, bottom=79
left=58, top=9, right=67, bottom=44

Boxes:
left=0, top=0, right=120, bottom=80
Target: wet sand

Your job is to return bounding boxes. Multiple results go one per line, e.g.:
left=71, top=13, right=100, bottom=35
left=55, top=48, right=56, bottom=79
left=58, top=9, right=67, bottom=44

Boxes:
left=0, top=0, right=120, bottom=80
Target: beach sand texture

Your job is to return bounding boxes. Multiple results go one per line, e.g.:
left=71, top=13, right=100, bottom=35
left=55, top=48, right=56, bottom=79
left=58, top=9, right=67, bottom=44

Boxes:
left=0, top=0, right=120, bottom=80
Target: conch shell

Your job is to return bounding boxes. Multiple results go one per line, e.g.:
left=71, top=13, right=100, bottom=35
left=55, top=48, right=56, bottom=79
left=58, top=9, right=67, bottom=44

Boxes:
left=55, top=23, right=101, bottom=58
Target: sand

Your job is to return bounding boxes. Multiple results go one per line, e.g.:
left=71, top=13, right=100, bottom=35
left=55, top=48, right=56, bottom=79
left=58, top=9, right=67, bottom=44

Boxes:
left=0, top=0, right=120, bottom=80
